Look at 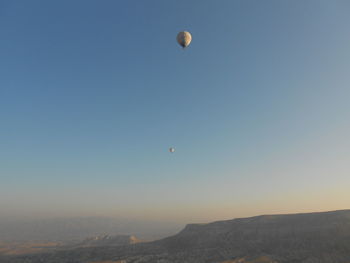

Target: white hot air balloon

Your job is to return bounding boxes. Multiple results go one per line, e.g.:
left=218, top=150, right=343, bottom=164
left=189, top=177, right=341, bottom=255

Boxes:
left=177, top=31, right=192, bottom=48
left=169, top=147, right=175, bottom=153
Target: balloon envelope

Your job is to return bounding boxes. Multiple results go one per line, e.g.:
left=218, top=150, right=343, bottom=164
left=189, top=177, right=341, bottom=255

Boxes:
left=177, top=31, right=192, bottom=48
left=169, top=147, right=175, bottom=153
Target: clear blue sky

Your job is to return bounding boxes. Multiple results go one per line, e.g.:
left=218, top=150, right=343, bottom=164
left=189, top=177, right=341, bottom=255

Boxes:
left=1, top=0, right=350, bottom=222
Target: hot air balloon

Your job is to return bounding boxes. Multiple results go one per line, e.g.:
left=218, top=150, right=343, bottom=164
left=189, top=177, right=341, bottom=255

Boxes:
left=169, top=147, right=175, bottom=153
left=177, top=31, right=192, bottom=48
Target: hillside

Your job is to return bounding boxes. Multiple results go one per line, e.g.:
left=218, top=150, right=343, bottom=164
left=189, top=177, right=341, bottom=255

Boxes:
left=2, top=210, right=350, bottom=263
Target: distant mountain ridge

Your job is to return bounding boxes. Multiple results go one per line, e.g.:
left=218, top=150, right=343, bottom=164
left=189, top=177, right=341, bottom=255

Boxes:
left=2, top=209, right=350, bottom=263
left=0, top=235, right=142, bottom=257
left=0, top=217, right=181, bottom=241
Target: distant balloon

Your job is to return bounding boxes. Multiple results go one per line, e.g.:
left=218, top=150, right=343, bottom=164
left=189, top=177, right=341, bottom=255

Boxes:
left=177, top=31, right=192, bottom=48
left=169, top=147, right=175, bottom=153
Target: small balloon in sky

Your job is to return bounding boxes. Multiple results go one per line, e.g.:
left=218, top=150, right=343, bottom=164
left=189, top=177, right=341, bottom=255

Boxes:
left=169, top=147, right=175, bottom=153
left=177, top=31, right=192, bottom=48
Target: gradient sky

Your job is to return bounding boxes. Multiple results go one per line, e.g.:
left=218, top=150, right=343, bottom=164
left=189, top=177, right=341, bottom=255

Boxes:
left=1, top=0, right=350, bottom=223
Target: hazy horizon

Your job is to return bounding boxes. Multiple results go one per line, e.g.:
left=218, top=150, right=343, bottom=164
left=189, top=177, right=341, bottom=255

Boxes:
left=1, top=0, right=350, bottom=224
